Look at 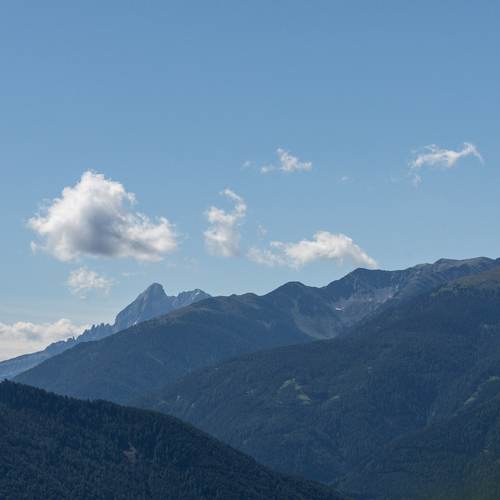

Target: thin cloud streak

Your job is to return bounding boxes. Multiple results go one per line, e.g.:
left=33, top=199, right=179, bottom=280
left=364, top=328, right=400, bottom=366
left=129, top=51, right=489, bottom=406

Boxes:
left=409, top=142, right=483, bottom=185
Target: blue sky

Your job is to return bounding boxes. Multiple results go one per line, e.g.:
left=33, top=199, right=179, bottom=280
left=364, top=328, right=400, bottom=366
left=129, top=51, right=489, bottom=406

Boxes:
left=1, top=1, right=499, bottom=357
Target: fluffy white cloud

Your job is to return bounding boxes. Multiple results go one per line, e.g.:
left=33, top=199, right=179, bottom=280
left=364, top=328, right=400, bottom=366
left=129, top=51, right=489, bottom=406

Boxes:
left=0, top=319, right=88, bottom=361
left=204, top=189, right=246, bottom=257
left=67, top=267, right=113, bottom=298
left=29, top=171, right=177, bottom=262
left=261, top=148, right=313, bottom=174
left=248, top=231, right=377, bottom=269
left=410, top=142, right=483, bottom=185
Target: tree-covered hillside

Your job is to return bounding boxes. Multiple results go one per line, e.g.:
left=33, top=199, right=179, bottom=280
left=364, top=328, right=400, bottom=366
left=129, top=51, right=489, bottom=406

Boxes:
left=14, top=293, right=311, bottom=404
left=0, top=381, right=345, bottom=500
left=142, top=267, right=500, bottom=497
left=343, top=393, right=500, bottom=499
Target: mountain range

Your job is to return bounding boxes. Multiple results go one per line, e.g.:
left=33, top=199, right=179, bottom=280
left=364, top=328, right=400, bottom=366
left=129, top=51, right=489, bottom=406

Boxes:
left=10, top=256, right=500, bottom=498
left=14, top=257, right=498, bottom=404
left=0, top=285, right=210, bottom=380
left=140, top=266, right=500, bottom=498
left=0, top=381, right=344, bottom=500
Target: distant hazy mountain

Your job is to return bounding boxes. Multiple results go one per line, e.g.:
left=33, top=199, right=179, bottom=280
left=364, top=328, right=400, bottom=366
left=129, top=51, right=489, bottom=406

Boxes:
left=15, top=257, right=498, bottom=405
left=142, top=266, right=500, bottom=498
left=0, top=382, right=344, bottom=500
left=112, top=284, right=210, bottom=333
left=0, top=284, right=210, bottom=380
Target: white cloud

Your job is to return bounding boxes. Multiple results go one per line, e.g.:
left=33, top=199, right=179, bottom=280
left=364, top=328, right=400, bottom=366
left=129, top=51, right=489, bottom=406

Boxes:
left=67, top=267, right=113, bottom=298
left=29, top=171, right=177, bottom=262
left=257, top=224, right=268, bottom=238
left=0, top=319, right=88, bottom=361
left=248, top=246, right=288, bottom=267
left=204, top=189, right=246, bottom=257
left=409, top=142, right=483, bottom=185
left=261, top=148, right=313, bottom=174
left=248, top=231, right=377, bottom=269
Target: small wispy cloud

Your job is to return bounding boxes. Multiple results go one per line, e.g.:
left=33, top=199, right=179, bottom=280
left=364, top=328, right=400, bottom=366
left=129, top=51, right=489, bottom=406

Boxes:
left=409, top=142, right=483, bottom=185
left=261, top=148, right=313, bottom=174
left=248, top=231, right=377, bottom=269
left=67, top=267, right=114, bottom=298
left=257, top=224, right=268, bottom=238
left=204, top=189, right=247, bottom=257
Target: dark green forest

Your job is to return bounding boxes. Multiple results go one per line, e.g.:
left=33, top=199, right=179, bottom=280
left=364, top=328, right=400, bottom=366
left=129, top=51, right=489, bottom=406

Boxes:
left=344, top=393, right=500, bottom=499
left=0, top=381, right=345, bottom=500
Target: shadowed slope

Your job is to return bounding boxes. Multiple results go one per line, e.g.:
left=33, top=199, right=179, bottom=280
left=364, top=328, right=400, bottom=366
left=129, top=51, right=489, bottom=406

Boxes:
left=142, top=266, right=500, bottom=495
left=0, top=381, right=345, bottom=500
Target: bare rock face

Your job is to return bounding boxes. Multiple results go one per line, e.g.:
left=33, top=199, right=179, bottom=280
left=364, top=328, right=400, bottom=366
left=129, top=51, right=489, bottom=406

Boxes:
left=268, top=256, right=498, bottom=340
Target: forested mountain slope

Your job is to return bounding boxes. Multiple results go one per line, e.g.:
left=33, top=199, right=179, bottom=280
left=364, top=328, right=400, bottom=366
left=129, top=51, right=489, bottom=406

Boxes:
left=0, top=381, right=345, bottom=500
left=343, top=393, right=500, bottom=499
left=143, top=266, right=500, bottom=496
